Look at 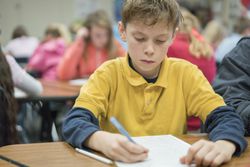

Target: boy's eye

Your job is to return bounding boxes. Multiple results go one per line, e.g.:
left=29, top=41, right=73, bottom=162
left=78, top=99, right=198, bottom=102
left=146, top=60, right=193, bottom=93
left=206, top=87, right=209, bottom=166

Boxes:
left=135, top=37, right=145, bottom=42
left=155, top=40, right=166, bottom=44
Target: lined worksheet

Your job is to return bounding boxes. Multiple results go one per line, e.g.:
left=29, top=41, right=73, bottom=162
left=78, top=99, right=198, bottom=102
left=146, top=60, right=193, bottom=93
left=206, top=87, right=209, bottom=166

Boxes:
left=115, top=135, right=195, bottom=167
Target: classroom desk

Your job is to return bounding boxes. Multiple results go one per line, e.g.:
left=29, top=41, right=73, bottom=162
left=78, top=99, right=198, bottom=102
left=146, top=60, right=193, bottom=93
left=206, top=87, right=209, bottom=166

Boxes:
left=16, top=80, right=81, bottom=102
left=15, top=80, right=82, bottom=141
left=0, top=136, right=249, bottom=167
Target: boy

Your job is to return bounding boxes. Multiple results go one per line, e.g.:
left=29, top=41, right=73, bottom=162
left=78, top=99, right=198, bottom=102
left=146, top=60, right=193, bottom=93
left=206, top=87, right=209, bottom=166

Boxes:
left=63, top=0, right=247, bottom=166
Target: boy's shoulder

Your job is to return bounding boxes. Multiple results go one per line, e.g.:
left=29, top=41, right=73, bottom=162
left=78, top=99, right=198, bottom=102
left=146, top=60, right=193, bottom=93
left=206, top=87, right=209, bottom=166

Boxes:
left=166, top=57, right=198, bottom=71
left=95, top=57, right=125, bottom=73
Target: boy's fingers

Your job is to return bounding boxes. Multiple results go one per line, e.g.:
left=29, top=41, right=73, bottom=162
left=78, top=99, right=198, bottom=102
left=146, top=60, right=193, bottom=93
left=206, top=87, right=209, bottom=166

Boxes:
left=120, top=140, right=148, bottom=154
left=211, top=154, right=227, bottom=167
left=126, top=152, right=148, bottom=163
left=110, top=143, right=133, bottom=162
left=185, top=140, right=205, bottom=164
left=194, top=143, right=213, bottom=165
left=113, top=144, right=148, bottom=163
left=202, top=150, right=220, bottom=166
left=179, top=156, right=186, bottom=164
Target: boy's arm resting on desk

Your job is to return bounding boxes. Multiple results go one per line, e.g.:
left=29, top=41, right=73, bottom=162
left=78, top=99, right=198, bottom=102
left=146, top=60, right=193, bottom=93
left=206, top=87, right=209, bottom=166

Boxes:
left=204, top=106, right=248, bottom=156
left=181, top=106, right=247, bottom=166
left=62, top=107, right=149, bottom=162
left=62, top=107, right=100, bottom=149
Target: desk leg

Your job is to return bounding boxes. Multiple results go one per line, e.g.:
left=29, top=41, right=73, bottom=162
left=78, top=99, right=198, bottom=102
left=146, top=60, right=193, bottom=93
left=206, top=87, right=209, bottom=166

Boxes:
left=40, top=102, right=53, bottom=142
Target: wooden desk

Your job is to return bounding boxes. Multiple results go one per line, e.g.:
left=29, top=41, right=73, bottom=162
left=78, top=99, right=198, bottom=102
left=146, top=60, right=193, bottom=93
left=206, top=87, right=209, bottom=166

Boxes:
left=16, top=80, right=81, bottom=102
left=0, top=136, right=249, bottom=167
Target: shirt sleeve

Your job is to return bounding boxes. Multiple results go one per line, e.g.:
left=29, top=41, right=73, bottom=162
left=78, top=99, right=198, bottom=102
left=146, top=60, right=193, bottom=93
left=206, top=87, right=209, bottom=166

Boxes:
left=73, top=62, right=113, bottom=118
left=213, top=37, right=250, bottom=135
left=183, top=64, right=225, bottom=122
left=205, top=106, right=248, bottom=156
left=6, top=55, right=43, bottom=96
left=62, top=107, right=100, bottom=149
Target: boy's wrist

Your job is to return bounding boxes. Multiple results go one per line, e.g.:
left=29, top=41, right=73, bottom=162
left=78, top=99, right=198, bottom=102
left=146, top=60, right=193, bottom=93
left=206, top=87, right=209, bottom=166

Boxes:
left=215, top=140, right=236, bottom=155
left=84, top=131, right=104, bottom=152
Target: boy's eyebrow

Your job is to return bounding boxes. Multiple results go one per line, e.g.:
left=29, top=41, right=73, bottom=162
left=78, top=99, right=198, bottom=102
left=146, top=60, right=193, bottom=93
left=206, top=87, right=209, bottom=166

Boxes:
left=132, top=31, right=170, bottom=38
left=131, top=31, right=145, bottom=36
left=156, top=34, right=170, bottom=38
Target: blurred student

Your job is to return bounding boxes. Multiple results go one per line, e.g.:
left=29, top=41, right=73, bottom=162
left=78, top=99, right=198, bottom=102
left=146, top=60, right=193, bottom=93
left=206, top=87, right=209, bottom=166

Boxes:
left=168, top=9, right=216, bottom=131
left=1, top=38, right=42, bottom=95
left=27, top=23, right=67, bottom=80
left=0, top=46, right=18, bottom=146
left=168, top=8, right=216, bottom=83
left=6, top=54, right=43, bottom=96
left=5, top=25, right=39, bottom=58
left=203, top=19, right=225, bottom=50
left=215, top=17, right=250, bottom=63
left=213, top=37, right=250, bottom=136
left=57, top=10, right=125, bottom=80
left=62, top=0, right=247, bottom=166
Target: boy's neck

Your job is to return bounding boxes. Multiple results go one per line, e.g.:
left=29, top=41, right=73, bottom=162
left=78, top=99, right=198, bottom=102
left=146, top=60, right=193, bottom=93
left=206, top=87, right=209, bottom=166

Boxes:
left=128, top=56, right=159, bottom=83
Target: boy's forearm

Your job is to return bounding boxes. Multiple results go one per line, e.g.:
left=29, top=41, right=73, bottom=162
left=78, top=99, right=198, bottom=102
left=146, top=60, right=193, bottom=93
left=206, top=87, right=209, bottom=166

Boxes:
left=62, top=108, right=100, bottom=149
left=85, top=131, right=106, bottom=152
left=205, top=106, right=247, bottom=155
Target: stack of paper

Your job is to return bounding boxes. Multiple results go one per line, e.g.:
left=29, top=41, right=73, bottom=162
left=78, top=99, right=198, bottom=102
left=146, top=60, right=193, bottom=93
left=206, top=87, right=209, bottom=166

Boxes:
left=68, top=78, right=88, bottom=86
left=115, top=135, right=194, bottom=167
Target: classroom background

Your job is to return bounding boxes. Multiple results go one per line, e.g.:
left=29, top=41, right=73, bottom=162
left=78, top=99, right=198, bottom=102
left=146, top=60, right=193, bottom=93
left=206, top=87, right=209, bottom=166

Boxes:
left=1, top=0, right=249, bottom=45
left=0, top=0, right=250, bottom=147
left=0, top=0, right=250, bottom=166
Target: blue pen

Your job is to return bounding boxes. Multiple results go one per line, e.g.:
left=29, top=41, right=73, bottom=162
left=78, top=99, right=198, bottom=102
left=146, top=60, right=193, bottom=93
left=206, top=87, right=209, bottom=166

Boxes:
left=110, top=117, right=136, bottom=143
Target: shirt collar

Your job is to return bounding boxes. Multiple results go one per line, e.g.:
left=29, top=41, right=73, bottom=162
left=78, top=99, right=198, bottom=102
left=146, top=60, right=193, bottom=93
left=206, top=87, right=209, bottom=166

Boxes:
left=120, top=55, right=168, bottom=88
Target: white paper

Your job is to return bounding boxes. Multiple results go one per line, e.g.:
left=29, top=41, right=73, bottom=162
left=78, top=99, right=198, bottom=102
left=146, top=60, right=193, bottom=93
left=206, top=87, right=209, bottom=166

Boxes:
left=116, top=135, right=195, bottom=167
left=68, top=78, right=88, bottom=86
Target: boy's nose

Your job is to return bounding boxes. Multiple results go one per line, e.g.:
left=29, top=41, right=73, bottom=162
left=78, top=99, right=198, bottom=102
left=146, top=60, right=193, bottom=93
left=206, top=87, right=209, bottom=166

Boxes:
left=144, top=44, right=154, bottom=57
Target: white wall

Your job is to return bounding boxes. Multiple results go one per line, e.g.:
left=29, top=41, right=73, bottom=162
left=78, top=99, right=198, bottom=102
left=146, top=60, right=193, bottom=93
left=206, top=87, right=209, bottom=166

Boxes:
left=0, top=0, right=114, bottom=45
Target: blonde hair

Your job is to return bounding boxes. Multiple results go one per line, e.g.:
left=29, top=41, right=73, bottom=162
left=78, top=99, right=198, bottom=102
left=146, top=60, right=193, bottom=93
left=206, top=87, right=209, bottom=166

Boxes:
left=122, top=0, right=183, bottom=32
left=203, top=20, right=224, bottom=48
left=179, top=9, right=213, bottom=59
left=83, top=10, right=116, bottom=60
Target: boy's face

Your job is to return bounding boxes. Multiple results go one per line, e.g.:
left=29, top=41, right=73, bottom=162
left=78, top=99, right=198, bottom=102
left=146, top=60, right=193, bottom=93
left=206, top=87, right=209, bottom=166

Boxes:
left=119, top=20, right=175, bottom=78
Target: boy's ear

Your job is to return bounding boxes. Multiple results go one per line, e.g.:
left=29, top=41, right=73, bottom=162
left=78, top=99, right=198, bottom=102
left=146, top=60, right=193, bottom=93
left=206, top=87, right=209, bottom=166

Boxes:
left=167, top=27, right=178, bottom=46
left=118, top=21, right=126, bottom=42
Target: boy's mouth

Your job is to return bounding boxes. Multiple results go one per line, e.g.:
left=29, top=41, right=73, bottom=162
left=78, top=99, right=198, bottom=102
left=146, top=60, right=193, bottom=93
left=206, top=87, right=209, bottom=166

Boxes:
left=141, top=60, right=155, bottom=64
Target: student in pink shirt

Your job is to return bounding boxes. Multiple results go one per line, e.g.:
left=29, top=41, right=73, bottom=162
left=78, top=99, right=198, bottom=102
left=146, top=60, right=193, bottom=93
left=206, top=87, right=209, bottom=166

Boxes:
left=57, top=10, right=125, bottom=80
left=27, top=24, right=67, bottom=80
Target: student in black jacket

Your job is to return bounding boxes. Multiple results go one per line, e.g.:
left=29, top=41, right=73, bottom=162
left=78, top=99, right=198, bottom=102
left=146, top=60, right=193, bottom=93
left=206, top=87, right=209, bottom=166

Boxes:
left=213, top=37, right=250, bottom=136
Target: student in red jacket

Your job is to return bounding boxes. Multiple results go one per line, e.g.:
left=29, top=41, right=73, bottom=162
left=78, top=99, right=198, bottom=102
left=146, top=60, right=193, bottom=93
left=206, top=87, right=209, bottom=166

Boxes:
left=57, top=10, right=125, bottom=80
left=168, top=8, right=216, bottom=131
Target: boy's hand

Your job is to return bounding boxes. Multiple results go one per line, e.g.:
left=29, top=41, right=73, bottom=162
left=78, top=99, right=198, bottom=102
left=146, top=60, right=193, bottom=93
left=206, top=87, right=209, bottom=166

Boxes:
left=180, top=139, right=236, bottom=166
left=85, top=131, right=148, bottom=163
